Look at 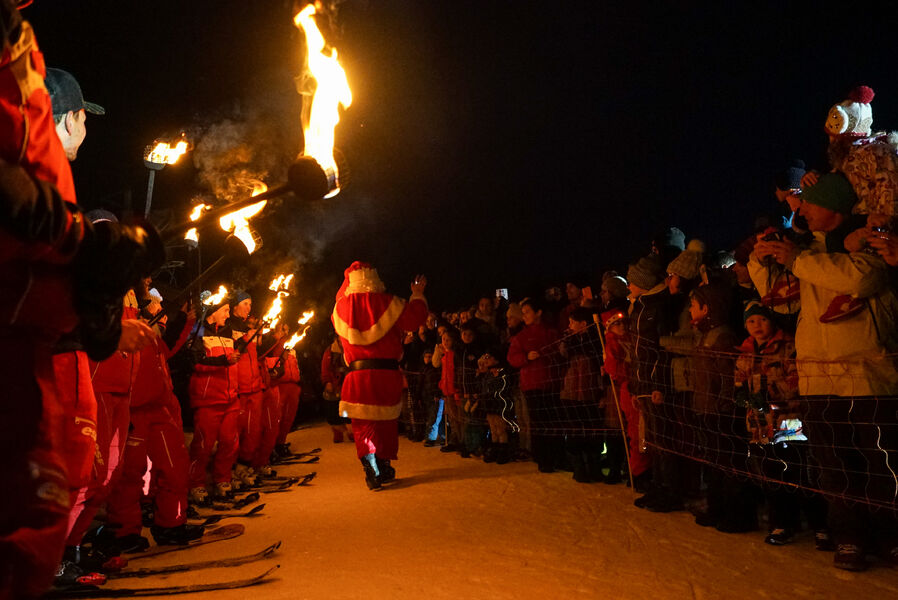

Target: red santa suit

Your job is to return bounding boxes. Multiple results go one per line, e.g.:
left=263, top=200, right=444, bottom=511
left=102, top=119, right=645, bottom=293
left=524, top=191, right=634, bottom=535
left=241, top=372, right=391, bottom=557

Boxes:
left=332, top=262, right=427, bottom=463
left=0, top=17, right=84, bottom=597
left=66, top=290, right=141, bottom=547
left=106, top=310, right=193, bottom=537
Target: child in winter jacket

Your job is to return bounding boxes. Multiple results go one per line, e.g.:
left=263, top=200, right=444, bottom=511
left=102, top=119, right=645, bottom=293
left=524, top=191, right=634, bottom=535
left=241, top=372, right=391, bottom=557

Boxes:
left=478, top=350, right=516, bottom=464
left=734, top=301, right=829, bottom=547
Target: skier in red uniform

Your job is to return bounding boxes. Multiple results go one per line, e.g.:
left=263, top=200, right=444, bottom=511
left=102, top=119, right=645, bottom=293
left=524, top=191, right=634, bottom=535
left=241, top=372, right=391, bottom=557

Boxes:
left=226, top=291, right=264, bottom=487
left=331, top=262, right=428, bottom=489
left=253, top=331, right=282, bottom=475
left=105, top=286, right=203, bottom=547
left=274, top=331, right=302, bottom=456
left=188, top=294, right=242, bottom=503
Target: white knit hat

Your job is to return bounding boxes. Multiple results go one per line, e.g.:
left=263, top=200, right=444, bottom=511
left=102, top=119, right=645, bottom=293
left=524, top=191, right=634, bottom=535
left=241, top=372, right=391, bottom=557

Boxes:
left=825, top=86, right=874, bottom=137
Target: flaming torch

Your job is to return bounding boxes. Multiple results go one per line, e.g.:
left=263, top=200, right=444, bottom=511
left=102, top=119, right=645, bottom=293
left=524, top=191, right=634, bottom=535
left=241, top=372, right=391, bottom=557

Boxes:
left=218, top=180, right=267, bottom=254
left=282, top=326, right=310, bottom=350
left=143, top=133, right=191, bottom=217
left=269, top=273, right=295, bottom=294
left=184, top=202, right=210, bottom=247
left=294, top=3, right=352, bottom=197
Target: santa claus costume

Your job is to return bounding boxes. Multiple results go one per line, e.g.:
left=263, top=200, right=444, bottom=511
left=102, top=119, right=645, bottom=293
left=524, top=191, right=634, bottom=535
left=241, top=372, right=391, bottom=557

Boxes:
left=332, top=262, right=427, bottom=489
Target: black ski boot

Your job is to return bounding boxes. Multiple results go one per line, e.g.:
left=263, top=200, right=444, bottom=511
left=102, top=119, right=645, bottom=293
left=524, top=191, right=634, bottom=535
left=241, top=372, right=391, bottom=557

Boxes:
left=376, top=457, right=396, bottom=483
left=115, top=533, right=150, bottom=553
left=361, top=454, right=382, bottom=490
left=151, top=523, right=206, bottom=545
left=54, top=546, right=108, bottom=587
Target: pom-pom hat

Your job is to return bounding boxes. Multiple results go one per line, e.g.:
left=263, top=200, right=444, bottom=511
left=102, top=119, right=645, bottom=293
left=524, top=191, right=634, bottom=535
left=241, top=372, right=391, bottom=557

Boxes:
left=667, top=239, right=706, bottom=281
left=825, top=86, right=874, bottom=137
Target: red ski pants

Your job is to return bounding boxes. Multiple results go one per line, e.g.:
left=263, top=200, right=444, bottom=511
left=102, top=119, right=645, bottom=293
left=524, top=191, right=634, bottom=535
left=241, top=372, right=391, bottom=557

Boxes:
left=66, top=390, right=130, bottom=546
left=619, top=383, right=651, bottom=477
left=238, top=390, right=263, bottom=465
left=351, top=418, right=399, bottom=460
left=52, top=351, right=98, bottom=497
left=106, top=400, right=189, bottom=535
left=252, top=386, right=282, bottom=468
left=276, top=382, right=301, bottom=445
left=189, top=405, right=241, bottom=486
left=0, top=329, right=70, bottom=600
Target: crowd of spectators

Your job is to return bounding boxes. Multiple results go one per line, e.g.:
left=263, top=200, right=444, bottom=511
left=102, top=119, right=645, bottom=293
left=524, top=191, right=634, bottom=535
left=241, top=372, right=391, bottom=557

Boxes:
left=386, top=86, right=898, bottom=573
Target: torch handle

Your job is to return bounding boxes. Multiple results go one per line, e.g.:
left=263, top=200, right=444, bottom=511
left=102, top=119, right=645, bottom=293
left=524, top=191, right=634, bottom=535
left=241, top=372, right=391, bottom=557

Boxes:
left=161, top=184, right=291, bottom=243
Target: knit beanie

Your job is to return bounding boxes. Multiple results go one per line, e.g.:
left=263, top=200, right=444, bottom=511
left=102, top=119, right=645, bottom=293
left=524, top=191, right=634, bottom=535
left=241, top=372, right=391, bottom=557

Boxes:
left=743, top=300, right=774, bottom=324
left=627, top=255, right=665, bottom=291
left=230, top=290, right=251, bottom=307
left=601, top=275, right=629, bottom=299
left=825, top=86, right=874, bottom=137
left=653, top=227, right=686, bottom=253
left=667, top=239, right=706, bottom=280
left=773, top=159, right=806, bottom=191
left=801, top=173, right=858, bottom=215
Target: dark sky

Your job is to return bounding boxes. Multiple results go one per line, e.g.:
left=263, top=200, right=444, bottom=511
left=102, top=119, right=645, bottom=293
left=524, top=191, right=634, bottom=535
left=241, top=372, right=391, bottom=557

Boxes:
left=23, top=1, right=898, bottom=310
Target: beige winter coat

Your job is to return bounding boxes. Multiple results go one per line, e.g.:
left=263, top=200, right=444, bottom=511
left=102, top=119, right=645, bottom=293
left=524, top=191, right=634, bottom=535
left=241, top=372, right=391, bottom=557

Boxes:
left=749, top=232, right=898, bottom=397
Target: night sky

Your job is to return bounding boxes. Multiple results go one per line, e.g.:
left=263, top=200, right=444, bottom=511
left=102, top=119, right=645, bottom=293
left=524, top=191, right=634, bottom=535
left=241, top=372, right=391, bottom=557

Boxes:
left=23, top=1, right=898, bottom=310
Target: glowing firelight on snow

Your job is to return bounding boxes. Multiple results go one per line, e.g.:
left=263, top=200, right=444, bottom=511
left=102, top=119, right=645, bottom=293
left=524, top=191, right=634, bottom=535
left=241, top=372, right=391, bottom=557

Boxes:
left=283, top=326, right=311, bottom=350
left=146, top=136, right=189, bottom=165
left=298, top=310, right=315, bottom=325
left=219, top=181, right=267, bottom=254
left=269, top=273, right=295, bottom=294
left=204, top=285, right=228, bottom=306
left=294, top=4, right=352, bottom=198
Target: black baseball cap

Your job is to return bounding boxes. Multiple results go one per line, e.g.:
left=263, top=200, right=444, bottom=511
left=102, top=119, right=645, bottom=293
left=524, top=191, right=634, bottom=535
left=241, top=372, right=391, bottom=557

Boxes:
left=45, top=68, right=105, bottom=116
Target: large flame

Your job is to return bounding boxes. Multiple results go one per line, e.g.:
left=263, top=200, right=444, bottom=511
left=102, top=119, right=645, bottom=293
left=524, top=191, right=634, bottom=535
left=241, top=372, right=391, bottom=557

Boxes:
left=146, top=138, right=189, bottom=165
left=294, top=4, right=352, bottom=198
left=261, top=292, right=287, bottom=329
left=219, top=181, right=267, bottom=254
left=283, top=325, right=311, bottom=350
left=269, top=273, right=295, bottom=294
left=204, top=285, right=228, bottom=306
left=298, top=310, right=315, bottom=325
left=185, top=228, right=199, bottom=243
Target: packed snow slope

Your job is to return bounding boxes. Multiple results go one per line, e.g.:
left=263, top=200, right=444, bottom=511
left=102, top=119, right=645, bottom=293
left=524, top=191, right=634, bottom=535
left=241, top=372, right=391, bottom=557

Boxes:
left=89, top=422, right=898, bottom=599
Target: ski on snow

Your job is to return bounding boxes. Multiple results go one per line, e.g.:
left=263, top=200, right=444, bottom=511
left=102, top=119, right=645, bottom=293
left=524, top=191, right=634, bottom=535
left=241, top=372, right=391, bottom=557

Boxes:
left=46, top=565, right=279, bottom=597
left=109, top=541, right=281, bottom=579
left=190, top=503, right=266, bottom=526
left=124, top=523, right=245, bottom=562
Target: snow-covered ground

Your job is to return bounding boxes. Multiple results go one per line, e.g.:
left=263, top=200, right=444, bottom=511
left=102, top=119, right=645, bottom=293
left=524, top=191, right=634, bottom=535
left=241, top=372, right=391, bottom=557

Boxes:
left=91, top=422, right=898, bottom=599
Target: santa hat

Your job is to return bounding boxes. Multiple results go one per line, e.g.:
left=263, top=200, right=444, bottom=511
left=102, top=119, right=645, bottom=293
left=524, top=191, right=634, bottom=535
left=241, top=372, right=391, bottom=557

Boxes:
left=601, top=308, right=626, bottom=328
left=825, top=86, right=874, bottom=137
left=337, top=261, right=386, bottom=299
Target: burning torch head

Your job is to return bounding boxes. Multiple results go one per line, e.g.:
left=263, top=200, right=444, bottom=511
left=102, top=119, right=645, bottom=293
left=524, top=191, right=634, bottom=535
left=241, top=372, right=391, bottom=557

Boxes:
left=223, top=234, right=252, bottom=261
left=287, top=156, right=331, bottom=201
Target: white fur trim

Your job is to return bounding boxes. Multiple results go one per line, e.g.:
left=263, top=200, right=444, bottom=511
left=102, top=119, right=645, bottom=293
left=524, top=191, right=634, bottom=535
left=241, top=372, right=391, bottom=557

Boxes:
left=332, top=296, right=406, bottom=346
left=345, top=267, right=385, bottom=295
left=339, top=399, right=401, bottom=420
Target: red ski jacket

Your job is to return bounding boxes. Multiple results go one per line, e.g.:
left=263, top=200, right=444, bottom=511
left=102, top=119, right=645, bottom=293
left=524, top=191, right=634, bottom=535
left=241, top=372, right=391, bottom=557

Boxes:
left=223, top=316, right=262, bottom=394
left=131, top=312, right=194, bottom=409
left=507, top=322, right=559, bottom=392
left=189, top=321, right=239, bottom=408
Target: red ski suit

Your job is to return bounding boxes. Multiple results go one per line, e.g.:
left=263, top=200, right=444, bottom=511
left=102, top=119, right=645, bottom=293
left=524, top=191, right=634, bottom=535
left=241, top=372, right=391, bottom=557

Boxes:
left=332, top=263, right=427, bottom=459
left=252, top=336, right=280, bottom=468
left=225, top=316, right=264, bottom=465
left=106, top=313, right=194, bottom=535
left=0, top=18, right=84, bottom=598
left=603, top=328, right=651, bottom=477
left=276, top=347, right=301, bottom=445
left=188, top=321, right=240, bottom=486
left=66, top=292, right=141, bottom=546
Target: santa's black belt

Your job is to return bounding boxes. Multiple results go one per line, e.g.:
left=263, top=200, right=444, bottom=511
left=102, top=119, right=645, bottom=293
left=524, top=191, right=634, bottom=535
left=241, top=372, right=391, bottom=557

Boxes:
left=348, top=359, right=400, bottom=372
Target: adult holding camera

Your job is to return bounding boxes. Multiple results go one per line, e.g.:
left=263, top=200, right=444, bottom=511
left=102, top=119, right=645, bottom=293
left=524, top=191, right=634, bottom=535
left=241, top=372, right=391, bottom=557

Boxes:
left=751, top=172, right=898, bottom=572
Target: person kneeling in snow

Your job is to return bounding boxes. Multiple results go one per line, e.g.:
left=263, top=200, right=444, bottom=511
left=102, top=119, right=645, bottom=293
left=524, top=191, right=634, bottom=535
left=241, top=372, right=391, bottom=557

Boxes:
left=332, top=262, right=428, bottom=490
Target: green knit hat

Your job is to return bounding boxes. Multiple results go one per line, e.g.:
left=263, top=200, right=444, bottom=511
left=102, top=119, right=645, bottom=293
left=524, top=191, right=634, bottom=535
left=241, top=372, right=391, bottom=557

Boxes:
left=800, top=173, right=857, bottom=215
